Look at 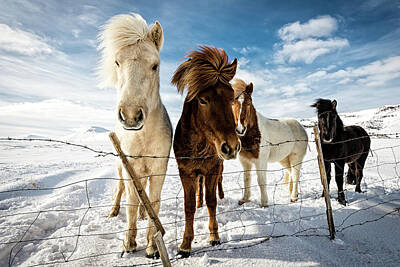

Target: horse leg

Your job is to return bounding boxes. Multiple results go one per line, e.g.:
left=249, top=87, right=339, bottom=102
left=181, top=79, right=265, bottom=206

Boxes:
left=123, top=178, right=141, bottom=252
left=322, top=162, right=331, bottom=198
left=279, top=157, right=291, bottom=195
left=289, top=154, right=302, bottom=203
left=355, top=152, right=368, bottom=193
left=145, top=171, right=166, bottom=258
left=346, top=162, right=356, bottom=185
left=334, top=161, right=346, bottom=205
left=178, top=175, right=196, bottom=257
left=138, top=177, right=149, bottom=220
left=205, top=172, right=220, bottom=245
left=218, top=175, right=225, bottom=199
left=255, top=161, right=268, bottom=207
left=196, top=175, right=204, bottom=208
left=109, top=163, right=125, bottom=217
left=238, top=158, right=252, bottom=205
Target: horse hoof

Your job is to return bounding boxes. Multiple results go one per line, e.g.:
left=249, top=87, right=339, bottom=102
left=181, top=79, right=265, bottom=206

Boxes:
left=338, top=198, right=347, bottom=206
left=238, top=199, right=249, bottom=206
left=124, top=248, right=136, bottom=254
left=210, top=240, right=221, bottom=246
left=108, top=208, right=119, bottom=217
left=146, top=251, right=160, bottom=259
left=177, top=250, right=191, bottom=258
left=355, top=187, right=362, bottom=193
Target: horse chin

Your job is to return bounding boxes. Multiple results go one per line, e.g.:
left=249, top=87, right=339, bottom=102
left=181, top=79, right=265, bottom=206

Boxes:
left=322, top=138, right=333, bottom=144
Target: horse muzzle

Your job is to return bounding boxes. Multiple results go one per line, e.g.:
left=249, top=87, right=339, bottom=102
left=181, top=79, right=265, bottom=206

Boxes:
left=118, top=107, right=146, bottom=131
left=219, top=139, right=241, bottom=160
left=236, top=126, right=247, bottom=137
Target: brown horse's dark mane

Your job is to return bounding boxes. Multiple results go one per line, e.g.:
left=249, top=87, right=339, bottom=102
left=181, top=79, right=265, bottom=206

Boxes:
left=172, top=46, right=237, bottom=101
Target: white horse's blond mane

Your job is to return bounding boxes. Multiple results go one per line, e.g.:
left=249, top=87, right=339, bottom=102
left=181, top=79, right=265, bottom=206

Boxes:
left=98, top=13, right=161, bottom=88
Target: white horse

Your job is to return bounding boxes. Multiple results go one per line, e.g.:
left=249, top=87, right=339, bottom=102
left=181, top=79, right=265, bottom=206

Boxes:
left=232, top=79, right=308, bottom=207
left=98, top=13, right=172, bottom=257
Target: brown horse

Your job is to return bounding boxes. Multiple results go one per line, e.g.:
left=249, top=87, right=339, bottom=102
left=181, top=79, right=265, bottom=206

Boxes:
left=172, top=46, right=241, bottom=257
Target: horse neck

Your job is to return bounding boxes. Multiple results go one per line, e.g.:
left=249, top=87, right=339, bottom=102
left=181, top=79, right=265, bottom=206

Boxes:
left=181, top=101, right=206, bottom=141
left=333, top=114, right=345, bottom=140
left=246, top=104, right=259, bottom=131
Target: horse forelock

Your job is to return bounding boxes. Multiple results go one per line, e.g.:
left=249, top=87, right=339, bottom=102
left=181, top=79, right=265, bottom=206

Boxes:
left=232, top=78, right=248, bottom=99
left=173, top=46, right=236, bottom=101
left=97, top=13, right=151, bottom=87
left=312, top=98, right=335, bottom=114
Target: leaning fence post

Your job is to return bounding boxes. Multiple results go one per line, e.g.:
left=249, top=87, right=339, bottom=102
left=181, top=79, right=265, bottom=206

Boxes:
left=313, top=124, right=335, bottom=240
left=109, top=132, right=171, bottom=267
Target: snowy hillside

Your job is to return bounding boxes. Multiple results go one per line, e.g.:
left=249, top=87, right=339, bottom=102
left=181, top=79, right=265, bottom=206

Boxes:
left=0, top=101, right=399, bottom=266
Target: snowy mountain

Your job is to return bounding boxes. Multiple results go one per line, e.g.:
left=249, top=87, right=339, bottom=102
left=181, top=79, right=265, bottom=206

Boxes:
left=0, top=101, right=399, bottom=266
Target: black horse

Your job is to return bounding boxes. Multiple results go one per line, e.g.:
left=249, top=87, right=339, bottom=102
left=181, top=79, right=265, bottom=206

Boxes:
left=312, top=99, right=371, bottom=205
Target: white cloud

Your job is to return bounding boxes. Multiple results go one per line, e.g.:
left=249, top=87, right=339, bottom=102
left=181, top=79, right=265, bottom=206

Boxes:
left=233, top=46, right=261, bottom=55
left=235, top=66, right=277, bottom=91
left=306, top=56, right=400, bottom=87
left=238, top=57, right=250, bottom=67
left=0, top=24, right=55, bottom=56
left=275, top=66, right=297, bottom=73
left=281, top=83, right=312, bottom=97
left=278, top=15, right=338, bottom=42
left=275, top=37, right=349, bottom=64
left=306, top=70, right=327, bottom=80
left=274, top=15, right=349, bottom=64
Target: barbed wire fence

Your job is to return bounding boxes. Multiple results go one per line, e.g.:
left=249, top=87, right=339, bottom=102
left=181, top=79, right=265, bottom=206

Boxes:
left=0, top=131, right=399, bottom=266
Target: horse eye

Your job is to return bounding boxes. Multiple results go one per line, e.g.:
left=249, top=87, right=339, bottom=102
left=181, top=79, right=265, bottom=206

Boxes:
left=115, top=60, right=120, bottom=67
left=199, top=98, right=207, bottom=105
left=152, top=64, right=158, bottom=71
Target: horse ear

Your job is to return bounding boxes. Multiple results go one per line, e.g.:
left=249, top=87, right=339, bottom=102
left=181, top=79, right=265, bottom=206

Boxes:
left=147, top=21, right=163, bottom=51
left=246, top=82, right=253, bottom=95
left=332, top=99, right=337, bottom=110
left=230, top=58, right=238, bottom=75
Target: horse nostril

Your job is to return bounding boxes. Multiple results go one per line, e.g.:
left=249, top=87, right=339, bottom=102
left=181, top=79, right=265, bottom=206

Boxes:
left=135, top=109, right=144, bottom=123
left=119, top=109, right=126, bottom=122
left=221, top=143, right=230, bottom=156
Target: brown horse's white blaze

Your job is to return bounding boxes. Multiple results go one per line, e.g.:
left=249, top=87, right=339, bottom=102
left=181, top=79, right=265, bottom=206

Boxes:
left=98, top=13, right=172, bottom=258
left=234, top=94, right=247, bottom=136
left=232, top=79, right=308, bottom=206
left=172, top=46, right=240, bottom=257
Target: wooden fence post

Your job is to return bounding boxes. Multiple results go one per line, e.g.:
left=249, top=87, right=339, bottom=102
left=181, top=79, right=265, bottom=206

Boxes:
left=109, top=132, right=171, bottom=267
left=313, top=125, right=336, bottom=240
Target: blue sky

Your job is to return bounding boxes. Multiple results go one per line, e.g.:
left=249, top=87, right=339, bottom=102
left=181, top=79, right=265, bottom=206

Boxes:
left=0, top=0, right=399, bottom=118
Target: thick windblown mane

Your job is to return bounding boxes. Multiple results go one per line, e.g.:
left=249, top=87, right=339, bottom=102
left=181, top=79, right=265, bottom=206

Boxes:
left=311, top=98, right=335, bottom=114
left=172, top=46, right=237, bottom=101
left=98, top=13, right=161, bottom=87
left=232, top=78, right=248, bottom=99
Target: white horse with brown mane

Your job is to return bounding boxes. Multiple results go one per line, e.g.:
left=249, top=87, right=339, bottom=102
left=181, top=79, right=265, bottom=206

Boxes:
left=98, top=13, right=172, bottom=257
left=232, top=79, right=308, bottom=207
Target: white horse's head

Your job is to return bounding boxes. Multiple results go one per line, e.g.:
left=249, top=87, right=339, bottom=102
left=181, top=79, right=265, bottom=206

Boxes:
left=98, top=13, right=163, bottom=131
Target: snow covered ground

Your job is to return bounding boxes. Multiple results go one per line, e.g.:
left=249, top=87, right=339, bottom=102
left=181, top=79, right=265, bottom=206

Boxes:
left=0, top=100, right=399, bottom=266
